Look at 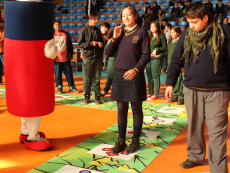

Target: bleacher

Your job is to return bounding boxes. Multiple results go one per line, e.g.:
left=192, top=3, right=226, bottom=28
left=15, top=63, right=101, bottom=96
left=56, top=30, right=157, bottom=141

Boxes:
left=53, top=0, right=230, bottom=43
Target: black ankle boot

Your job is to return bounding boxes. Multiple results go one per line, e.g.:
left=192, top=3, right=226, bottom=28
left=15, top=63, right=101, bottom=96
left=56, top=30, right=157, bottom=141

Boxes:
left=125, top=137, right=140, bottom=153
left=110, top=137, right=126, bottom=153
left=95, top=95, right=101, bottom=104
left=84, top=94, right=90, bottom=104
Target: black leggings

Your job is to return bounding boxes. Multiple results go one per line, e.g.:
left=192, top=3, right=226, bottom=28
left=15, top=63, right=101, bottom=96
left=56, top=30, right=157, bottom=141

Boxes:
left=117, top=101, right=143, bottom=138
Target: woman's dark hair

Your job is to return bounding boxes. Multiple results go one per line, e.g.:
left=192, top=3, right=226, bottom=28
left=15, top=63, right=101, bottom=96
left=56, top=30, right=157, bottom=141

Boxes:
left=149, top=21, right=162, bottom=45
left=119, top=5, right=142, bottom=27
left=167, top=26, right=181, bottom=49
left=185, top=1, right=209, bottom=20
left=158, top=9, right=164, bottom=16
left=146, top=2, right=150, bottom=6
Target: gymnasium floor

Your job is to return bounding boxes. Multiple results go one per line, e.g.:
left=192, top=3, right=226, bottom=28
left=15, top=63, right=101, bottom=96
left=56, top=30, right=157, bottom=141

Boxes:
left=0, top=75, right=230, bottom=173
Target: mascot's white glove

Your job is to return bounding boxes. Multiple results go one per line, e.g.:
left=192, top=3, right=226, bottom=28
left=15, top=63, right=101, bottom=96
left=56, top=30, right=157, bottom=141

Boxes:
left=44, top=39, right=58, bottom=60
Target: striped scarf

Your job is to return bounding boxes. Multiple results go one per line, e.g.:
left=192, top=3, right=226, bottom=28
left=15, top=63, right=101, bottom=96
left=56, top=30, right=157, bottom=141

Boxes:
left=181, top=17, right=225, bottom=73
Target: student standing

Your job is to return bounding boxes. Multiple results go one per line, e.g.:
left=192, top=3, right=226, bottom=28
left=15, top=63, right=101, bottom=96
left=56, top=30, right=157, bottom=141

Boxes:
left=78, top=12, right=104, bottom=104
left=105, top=5, right=150, bottom=154
left=166, top=2, right=230, bottom=173
left=53, top=19, right=79, bottom=94
left=161, top=26, right=184, bottom=105
left=146, top=21, right=167, bottom=100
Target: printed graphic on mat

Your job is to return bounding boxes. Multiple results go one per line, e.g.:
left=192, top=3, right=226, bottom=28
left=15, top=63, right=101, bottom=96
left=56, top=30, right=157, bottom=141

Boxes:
left=27, top=103, right=188, bottom=173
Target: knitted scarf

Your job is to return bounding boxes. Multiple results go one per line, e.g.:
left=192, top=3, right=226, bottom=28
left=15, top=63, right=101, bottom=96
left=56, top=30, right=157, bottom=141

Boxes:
left=181, top=17, right=225, bottom=73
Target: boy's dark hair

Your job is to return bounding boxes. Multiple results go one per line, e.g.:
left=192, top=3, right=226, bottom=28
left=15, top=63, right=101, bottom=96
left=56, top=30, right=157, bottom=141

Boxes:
left=218, top=0, right=222, bottom=2
left=119, top=5, right=142, bottom=27
left=87, top=12, right=97, bottom=20
left=53, top=19, right=61, bottom=25
left=166, top=23, right=172, bottom=29
left=101, top=22, right=110, bottom=29
left=163, top=19, right=167, bottom=22
left=185, top=2, right=209, bottom=19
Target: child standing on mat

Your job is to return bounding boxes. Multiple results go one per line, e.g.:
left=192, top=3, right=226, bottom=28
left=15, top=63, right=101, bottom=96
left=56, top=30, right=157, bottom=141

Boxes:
left=165, top=2, right=230, bottom=172
left=105, top=5, right=150, bottom=154
left=146, top=21, right=167, bottom=100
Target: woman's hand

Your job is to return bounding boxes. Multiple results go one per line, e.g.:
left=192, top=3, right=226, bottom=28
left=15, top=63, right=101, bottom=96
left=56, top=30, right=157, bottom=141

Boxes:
left=155, top=55, right=160, bottom=58
left=123, top=69, right=137, bottom=81
left=152, top=49, right=157, bottom=57
left=113, top=25, right=123, bottom=39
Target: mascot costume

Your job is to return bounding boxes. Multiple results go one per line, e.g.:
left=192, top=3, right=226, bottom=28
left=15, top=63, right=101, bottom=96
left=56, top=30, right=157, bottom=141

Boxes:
left=4, top=0, right=57, bottom=151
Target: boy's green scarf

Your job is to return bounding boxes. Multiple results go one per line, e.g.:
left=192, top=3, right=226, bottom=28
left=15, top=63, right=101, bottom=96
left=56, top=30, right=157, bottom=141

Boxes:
left=181, top=17, right=225, bottom=73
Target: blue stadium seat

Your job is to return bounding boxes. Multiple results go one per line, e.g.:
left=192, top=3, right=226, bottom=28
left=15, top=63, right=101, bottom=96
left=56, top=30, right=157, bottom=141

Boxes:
left=71, top=38, right=76, bottom=43
left=98, top=15, right=107, bottom=21
left=67, top=4, right=75, bottom=9
left=74, top=16, right=83, bottom=21
left=66, top=16, right=75, bottom=21
left=75, top=10, right=83, bottom=15
left=107, top=14, right=115, bottom=20
left=68, top=10, right=75, bottom=15
left=162, top=0, right=170, bottom=5
left=75, top=4, right=82, bottom=8
left=139, top=7, right=145, bottom=13
left=111, top=2, right=120, bottom=7
left=119, top=2, right=128, bottom=7
left=156, top=0, right=162, bottom=5
left=166, top=6, right=173, bottom=12
left=61, top=23, right=68, bottom=29
left=212, top=0, right=218, bottom=3
left=63, top=4, right=68, bottom=8
left=114, top=15, right=120, bottom=20
left=224, top=4, right=229, bottom=11
left=82, top=3, right=87, bottom=8
left=161, top=6, right=166, bottom=12
left=55, top=5, right=62, bottom=10
left=192, top=0, right=200, bottom=2
left=104, top=8, right=114, bottom=14
left=168, top=21, right=176, bottom=26
left=223, top=0, right=229, bottom=2
left=110, top=22, right=117, bottom=28
left=61, top=0, right=68, bottom=3
left=69, top=0, right=75, bottom=2
left=104, top=2, right=112, bottom=7
left=66, top=23, right=75, bottom=29
left=96, top=23, right=100, bottom=28
left=178, top=21, right=187, bottom=28
left=55, top=11, right=62, bottom=15
left=61, top=16, right=68, bottom=22
left=227, top=12, right=230, bottom=18
left=69, top=30, right=76, bottom=36
left=165, top=13, right=171, bottom=19
left=55, top=17, right=61, bottom=20
left=84, top=23, right=88, bottom=27
left=136, top=1, right=144, bottom=6
left=113, top=8, right=122, bottom=14
left=147, top=1, right=153, bottom=5
left=74, top=30, right=81, bottom=37
left=129, top=1, right=136, bottom=6
left=135, top=7, right=139, bottom=12
left=98, top=8, right=106, bottom=14
left=74, top=23, right=84, bottom=29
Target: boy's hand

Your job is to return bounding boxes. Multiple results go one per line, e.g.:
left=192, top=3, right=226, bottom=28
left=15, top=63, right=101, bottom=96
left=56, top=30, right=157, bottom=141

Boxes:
left=92, top=41, right=98, bottom=46
left=155, top=55, right=160, bottom=58
left=98, top=42, right=103, bottom=48
left=80, top=55, right=84, bottom=59
left=165, top=86, right=174, bottom=99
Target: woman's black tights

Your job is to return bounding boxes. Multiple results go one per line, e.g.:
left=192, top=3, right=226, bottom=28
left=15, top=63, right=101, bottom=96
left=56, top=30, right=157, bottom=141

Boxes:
left=117, top=101, right=143, bottom=138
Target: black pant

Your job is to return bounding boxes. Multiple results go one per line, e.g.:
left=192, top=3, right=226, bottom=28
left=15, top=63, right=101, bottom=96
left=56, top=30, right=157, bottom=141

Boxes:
left=53, top=61, right=75, bottom=87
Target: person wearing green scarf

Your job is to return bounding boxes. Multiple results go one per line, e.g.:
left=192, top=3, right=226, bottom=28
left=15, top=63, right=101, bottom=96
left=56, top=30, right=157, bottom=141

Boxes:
left=165, top=2, right=230, bottom=173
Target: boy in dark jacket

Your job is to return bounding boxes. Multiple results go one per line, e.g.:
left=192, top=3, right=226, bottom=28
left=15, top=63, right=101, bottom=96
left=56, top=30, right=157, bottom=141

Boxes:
left=166, top=2, right=230, bottom=173
left=53, top=19, right=78, bottom=94
left=78, top=12, right=104, bottom=104
left=205, top=0, right=214, bottom=16
left=170, top=2, right=181, bottom=21
left=215, top=0, right=225, bottom=22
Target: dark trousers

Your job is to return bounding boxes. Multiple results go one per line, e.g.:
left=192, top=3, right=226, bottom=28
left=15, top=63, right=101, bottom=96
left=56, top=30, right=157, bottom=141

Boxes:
left=53, top=61, right=75, bottom=87
left=162, top=56, right=168, bottom=73
left=104, top=59, right=115, bottom=93
left=83, top=57, right=103, bottom=96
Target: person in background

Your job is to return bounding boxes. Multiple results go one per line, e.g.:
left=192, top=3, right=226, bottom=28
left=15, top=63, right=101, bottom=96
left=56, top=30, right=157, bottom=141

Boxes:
left=146, top=21, right=167, bottom=100
left=170, top=2, right=181, bottom=22
left=78, top=12, right=104, bottom=104
left=215, top=0, right=225, bottom=23
left=223, top=17, right=230, bottom=27
left=152, top=2, right=161, bottom=17
left=161, top=26, right=184, bottom=105
left=144, top=2, right=151, bottom=13
left=205, top=0, right=214, bottom=16
left=53, top=19, right=79, bottom=94
left=169, top=0, right=174, bottom=7
left=161, top=19, right=167, bottom=32
left=96, top=0, right=103, bottom=12
left=181, top=0, right=191, bottom=21
left=142, top=8, right=156, bottom=30
left=158, top=9, right=166, bottom=27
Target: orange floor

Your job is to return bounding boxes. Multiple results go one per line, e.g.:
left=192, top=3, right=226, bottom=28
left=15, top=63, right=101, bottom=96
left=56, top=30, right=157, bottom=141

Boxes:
left=0, top=76, right=230, bottom=173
